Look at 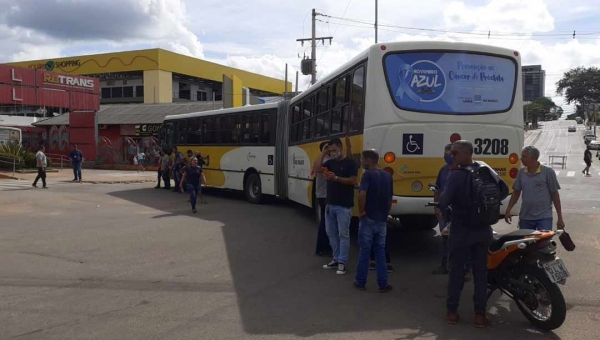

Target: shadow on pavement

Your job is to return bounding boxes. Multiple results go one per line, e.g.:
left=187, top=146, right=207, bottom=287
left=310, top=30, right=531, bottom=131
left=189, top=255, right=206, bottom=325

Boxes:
left=107, top=187, right=562, bottom=339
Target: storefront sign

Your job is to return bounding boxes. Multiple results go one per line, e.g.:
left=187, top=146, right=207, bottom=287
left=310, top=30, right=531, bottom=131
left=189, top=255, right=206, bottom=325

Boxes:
left=135, top=124, right=162, bottom=136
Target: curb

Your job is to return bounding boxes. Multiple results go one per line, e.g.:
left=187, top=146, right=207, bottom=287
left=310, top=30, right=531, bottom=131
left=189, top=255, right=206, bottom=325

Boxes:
left=0, top=173, right=18, bottom=180
left=81, top=179, right=157, bottom=184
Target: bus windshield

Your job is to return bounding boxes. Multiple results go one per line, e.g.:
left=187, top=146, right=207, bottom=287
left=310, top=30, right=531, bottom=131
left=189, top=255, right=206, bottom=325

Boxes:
left=383, top=51, right=517, bottom=115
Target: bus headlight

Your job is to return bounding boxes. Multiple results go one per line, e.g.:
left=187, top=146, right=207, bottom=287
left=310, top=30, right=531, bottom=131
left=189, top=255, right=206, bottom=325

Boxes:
left=411, top=181, right=423, bottom=192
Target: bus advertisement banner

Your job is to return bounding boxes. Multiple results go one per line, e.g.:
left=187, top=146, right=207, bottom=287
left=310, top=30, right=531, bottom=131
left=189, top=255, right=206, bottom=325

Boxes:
left=384, top=51, right=517, bottom=114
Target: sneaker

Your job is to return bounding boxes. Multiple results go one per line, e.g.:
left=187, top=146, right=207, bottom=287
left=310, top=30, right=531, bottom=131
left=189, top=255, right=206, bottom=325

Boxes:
left=192, top=208, right=197, bottom=213
left=446, top=312, right=460, bottom=325
left=42, top=186, right=48, bottom=189
left=72, top=179, right=78, bottom=182
left=336, top=263, right=347, bottom=275
left=353, top=282, right=366, bottom=291
left=464, top=272, right=473, bottom=282
left=441, top=227, right=450, bottom=236
left=368, top=261, right=376, bottom=270
left=378, top=284, right=393, bottom=293
left=582, top=170, right=586, bottom=174
left=386, top=264, right=394, bottom=273
left=32, top=184, right=37, bottom=188
left=473, top=312, right=490, bottom=328
left=323, top=260, right=338, bottom=270
left=78, top=180, right=82, bottom=183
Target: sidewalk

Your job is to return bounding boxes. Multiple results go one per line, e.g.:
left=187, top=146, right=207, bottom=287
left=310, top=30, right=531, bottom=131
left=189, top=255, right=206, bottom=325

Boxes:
left=0, top=169, right=157, bottom=184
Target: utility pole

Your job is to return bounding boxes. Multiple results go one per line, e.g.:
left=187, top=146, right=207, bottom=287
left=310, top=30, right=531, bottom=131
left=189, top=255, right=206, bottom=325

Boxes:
left=375, top=0, right=378, bottom=43
left=296, top=8, right=333, bottom=85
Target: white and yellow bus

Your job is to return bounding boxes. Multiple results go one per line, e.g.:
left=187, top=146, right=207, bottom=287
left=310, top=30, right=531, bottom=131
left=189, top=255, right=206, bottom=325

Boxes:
left=162, top=41, right=524, bottom=229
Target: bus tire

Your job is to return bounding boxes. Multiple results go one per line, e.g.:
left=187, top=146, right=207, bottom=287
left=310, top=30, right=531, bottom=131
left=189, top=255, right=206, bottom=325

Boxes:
left=244, top=173, right=262, bottom=204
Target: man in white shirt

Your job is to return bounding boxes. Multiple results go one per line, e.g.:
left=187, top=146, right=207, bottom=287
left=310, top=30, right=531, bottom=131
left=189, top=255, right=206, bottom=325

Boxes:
left=32, top=145, right=48, bottom=189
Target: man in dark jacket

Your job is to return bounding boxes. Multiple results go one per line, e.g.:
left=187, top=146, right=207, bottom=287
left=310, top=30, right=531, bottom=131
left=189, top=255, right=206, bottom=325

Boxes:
left=439, top=140, right=508, bottom=328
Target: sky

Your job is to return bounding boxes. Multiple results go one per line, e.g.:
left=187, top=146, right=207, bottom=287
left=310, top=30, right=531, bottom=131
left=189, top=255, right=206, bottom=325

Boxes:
left=1, top=0, right=600, bottom=114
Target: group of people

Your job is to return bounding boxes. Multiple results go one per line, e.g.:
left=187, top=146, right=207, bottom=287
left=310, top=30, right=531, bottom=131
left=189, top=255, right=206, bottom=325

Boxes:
left=31, top=144, right=84, bottom=188
left=155, top=147, right=207, bottom=213
left=311, top=138, right=566, bottom=328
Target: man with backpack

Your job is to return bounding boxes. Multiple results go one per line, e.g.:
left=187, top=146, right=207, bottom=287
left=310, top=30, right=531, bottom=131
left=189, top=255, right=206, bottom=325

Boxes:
left=439, top=140, right=508, bottom=328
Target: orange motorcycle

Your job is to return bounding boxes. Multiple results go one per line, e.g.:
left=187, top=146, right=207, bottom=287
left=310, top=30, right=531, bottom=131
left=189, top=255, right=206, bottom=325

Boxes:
left=427, top=184, right=569, bottom=331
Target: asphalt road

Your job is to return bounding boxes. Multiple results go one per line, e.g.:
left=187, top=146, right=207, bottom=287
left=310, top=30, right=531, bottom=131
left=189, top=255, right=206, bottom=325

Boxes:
left=0, top=120, right=599, bottom=340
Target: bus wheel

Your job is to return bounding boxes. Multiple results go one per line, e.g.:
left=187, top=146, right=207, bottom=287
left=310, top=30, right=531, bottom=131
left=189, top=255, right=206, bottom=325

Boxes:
left=244, top=173, right=262, bottom=204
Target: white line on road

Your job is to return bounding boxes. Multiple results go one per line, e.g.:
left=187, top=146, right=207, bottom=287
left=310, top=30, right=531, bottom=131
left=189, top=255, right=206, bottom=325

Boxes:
left=567, top=171, right=575, bottom=177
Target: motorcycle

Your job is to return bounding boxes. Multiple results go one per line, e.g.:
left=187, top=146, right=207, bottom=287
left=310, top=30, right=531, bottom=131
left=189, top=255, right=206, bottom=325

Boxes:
left=427, top=184, right=569, bottom=331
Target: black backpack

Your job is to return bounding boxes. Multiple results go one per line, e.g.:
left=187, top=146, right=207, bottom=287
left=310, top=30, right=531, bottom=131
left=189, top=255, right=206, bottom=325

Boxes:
left=462, top=164, right=504, bottom=226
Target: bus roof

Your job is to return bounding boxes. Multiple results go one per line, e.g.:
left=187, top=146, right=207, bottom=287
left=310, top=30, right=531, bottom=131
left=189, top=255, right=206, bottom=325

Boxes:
left=164, top=102, right=280, bottom=121
left=290, top=40, right=519, bottom=105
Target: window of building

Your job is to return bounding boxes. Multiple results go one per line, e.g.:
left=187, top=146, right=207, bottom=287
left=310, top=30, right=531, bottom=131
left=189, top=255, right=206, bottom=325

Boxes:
left=135, top=85, right=144, bottom=97
left=123, top=86, right=134, bottom=98
left=111, top=87, right=123, bottom=98
left=101, top=88, right=111, bottom=99
left=197, top=91, right=208, bottom=102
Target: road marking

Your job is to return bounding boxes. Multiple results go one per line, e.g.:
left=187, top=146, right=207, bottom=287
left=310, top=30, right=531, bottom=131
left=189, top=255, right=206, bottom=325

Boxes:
left=567, top=171, right=575, bottom=177
left=0, top=180, right=69, bottom=191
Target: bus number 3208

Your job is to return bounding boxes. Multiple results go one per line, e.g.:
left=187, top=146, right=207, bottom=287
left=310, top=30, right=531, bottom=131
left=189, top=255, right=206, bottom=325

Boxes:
left=474, top=138, right=509, bottom=155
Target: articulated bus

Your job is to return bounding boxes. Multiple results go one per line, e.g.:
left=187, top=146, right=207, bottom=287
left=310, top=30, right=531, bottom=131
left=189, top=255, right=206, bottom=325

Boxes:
left=162, top=41, right=523, bottom=229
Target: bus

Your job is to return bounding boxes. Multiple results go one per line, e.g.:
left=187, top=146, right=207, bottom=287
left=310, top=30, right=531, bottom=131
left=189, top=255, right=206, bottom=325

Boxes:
left=162, top=41, right=524, bottom=229
left=0, top=126, right=22, bottom=146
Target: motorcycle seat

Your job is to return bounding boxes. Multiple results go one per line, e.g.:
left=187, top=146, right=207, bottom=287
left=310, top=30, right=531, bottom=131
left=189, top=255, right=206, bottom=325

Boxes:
left=489, top=229, right=536, bottom=252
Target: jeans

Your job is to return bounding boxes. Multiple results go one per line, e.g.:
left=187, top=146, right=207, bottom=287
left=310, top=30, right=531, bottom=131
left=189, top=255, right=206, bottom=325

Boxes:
left=315, top=198, right=332, bottom=254
left=519, top=218, right=553, bottom=231
left=157, top=170, right=164, bottom=187
left=186, top=183, right=200, bottom=209
left=72, top=162, right=82, bottom=181
left=33, top=167, right=46, bottom=187
left=162, top=169, right=171, bottom=189
left=173, top=169, right=182, bottom=192
left=356, top=218, right=388, bottom=288
left=447, top=229, right=492, bottom=313
left=325, top=204, right=352, bottom=264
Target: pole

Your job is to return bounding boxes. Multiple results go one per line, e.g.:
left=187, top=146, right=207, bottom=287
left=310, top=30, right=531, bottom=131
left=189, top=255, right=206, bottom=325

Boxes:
left=311, top=8, right=317, bottom=85
left=295, top=71, right=299, bottom=96
left=213, top=92, right=216, bottom=109
left=12, top=158, right=15, bottom=177
left=284, top=63, right=288, bottom=98
left=375, top=0, right=378, bottom=43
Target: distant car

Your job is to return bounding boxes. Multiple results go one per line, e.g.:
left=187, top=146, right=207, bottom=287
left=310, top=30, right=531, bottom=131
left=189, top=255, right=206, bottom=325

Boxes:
left=568, top=125, right=576, bottom=132
left=589, top=141, right=600, bottom=150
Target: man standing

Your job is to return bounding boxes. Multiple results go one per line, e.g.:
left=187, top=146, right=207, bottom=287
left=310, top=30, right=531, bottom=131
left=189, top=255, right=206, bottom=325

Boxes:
left=583, top=145, right=592, bottom=176
left=161, top=151, right=171, bottom=189
left=432, top=144, right=456, bottom=275
left=32, top=145, right=48, bottom=189
left=155, top=151, right=166, bottom=189
left=69, top=144, right=83, bottom=182
left=505, top=145, right=565, bottom=231
left=439, top=140, right=507, bottom=327
left=313, top=141, right=333, bottom=256
left=354, top=150, right=393, bottom=293
left=314, top=138, right=358, bottom=275
left=171, top=147, right=185, bottom=193
left=180, top=158, right=203, bottom=213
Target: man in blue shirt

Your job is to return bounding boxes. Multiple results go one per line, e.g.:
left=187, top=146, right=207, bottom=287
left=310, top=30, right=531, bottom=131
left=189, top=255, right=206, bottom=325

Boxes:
left=68, top=144, right=83, bottom=182
left=354, top=150, right=393, bottom=293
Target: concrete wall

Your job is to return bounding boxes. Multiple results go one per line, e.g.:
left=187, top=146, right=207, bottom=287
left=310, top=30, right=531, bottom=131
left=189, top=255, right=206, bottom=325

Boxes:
left=143, top=70, right=173, bottom=104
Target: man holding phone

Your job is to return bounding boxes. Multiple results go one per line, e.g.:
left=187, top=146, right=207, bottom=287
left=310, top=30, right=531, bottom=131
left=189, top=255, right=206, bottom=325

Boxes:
left=314, top=138, right=358, bottom=275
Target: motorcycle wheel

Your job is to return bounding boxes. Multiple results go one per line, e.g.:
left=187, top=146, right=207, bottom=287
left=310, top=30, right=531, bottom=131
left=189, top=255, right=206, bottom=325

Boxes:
left=513, top=265, right=567, bottom=331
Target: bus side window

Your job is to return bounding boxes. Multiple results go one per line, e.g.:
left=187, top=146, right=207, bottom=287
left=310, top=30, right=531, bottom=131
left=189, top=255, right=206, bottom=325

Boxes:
left=290, top=103, right=302, bottom=143
left=203, top=117, right=217, bottom=144
left=259, top=112, right=270, bottom=144
left=188, top=118, right=202, bottom=145
left=176, top=120, right=188, bottom=144
left=351, top=66, right=365, bottom=132
left=331, top=76, right=350, bottom=135
left=315, top=88, right=330, bottom=138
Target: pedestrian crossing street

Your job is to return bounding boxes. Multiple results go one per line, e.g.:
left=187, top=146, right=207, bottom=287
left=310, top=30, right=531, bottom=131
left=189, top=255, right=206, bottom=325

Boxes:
left=0, top=180, right=70, bottom=191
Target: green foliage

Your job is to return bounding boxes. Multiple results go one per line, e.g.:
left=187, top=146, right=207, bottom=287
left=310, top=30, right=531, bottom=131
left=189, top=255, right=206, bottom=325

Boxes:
left=0, top=143, right=51, bottom=169
left=556, top=66, right=600, bottom=105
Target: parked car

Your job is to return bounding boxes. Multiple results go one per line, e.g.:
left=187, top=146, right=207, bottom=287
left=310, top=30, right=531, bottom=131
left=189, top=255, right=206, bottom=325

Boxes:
left=568, top=125, right=577, bottom=132
left=588, top=140, right=600, bottom=150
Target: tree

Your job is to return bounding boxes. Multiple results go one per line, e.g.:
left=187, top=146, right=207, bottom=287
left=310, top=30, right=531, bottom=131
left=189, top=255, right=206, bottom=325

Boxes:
left=556, top=67, right=600, bottom=105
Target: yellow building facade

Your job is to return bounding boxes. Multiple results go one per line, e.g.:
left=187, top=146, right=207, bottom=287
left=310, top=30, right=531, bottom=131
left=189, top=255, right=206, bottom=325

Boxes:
left=7, top=49, right=292, bottom=106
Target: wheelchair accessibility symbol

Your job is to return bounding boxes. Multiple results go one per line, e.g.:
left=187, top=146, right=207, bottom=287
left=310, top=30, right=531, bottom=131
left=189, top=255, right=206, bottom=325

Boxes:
left=402, top=134, right=424, bottom=155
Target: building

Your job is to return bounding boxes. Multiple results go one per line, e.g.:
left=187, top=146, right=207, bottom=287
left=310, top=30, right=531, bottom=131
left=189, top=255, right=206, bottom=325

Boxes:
left=6, top=49, right=291, bottom=108
left=32, top=102, right=223, bottom=165
left=522, top=65, right=545, bottom=102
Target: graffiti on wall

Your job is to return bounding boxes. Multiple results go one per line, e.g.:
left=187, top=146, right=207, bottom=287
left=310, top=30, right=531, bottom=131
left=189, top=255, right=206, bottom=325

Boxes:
left=97, top=136, right=161, bottom=165
left=49, top=125, right=69, bottom=153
